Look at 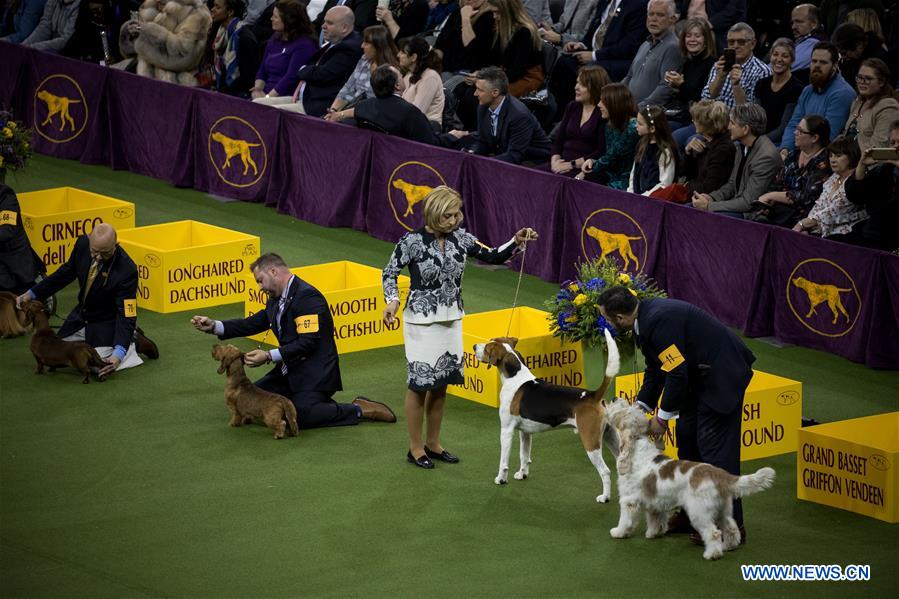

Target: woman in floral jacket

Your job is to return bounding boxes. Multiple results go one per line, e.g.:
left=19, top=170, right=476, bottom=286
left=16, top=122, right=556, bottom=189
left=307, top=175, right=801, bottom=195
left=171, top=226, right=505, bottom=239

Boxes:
left=382, top=186, right=536, bottom=469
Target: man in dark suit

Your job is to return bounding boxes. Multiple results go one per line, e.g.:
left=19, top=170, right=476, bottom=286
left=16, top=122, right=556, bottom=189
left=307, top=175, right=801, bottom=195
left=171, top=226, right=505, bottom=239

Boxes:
left=0, top=184, right=43, bottom=296
left=192, top=253, right=396, bottom=428
left=597, top=286, right=756, bottom=538
left=313, top=0, right=377, bottom=35
left=16, top=223, right=159, bottom=377
left=295, top=5, right=363, bottom=117
left=352, top=65, right=437, bottom=145
left=450, top=67, right=551, bottom=164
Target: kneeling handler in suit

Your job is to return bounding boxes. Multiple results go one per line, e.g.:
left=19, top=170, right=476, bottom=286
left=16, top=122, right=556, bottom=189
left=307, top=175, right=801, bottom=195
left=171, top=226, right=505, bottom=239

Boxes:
left=192, top=252, right=395, bottom=428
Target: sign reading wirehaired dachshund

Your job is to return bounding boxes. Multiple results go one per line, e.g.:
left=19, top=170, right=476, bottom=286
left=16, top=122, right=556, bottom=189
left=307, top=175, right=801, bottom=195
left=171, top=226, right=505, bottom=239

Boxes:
left=21, top=300, right=106, bottom=384
left=211, top=344, right=299, bottom=439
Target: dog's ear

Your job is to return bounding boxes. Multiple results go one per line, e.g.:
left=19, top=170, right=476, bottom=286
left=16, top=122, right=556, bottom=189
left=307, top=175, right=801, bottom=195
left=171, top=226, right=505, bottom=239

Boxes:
left=217, top=353, right=237, bottom=375
left=500, top=352, right=521, bottom=377
left=616, top=429, right=635, bottom=476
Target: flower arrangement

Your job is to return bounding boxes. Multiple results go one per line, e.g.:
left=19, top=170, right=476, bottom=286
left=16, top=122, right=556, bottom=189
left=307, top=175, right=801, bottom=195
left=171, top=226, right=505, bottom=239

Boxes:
left=545, top=257, right=666, bottom=350
left=0, top=111, right=33, bottom=178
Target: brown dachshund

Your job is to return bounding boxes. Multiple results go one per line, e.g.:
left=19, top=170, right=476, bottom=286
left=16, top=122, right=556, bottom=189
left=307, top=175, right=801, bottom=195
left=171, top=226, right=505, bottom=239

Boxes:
left=22, top=300, right=106, bottom=384
left=0, top=291, right=29, bottom=338
left=212, top=344, right=299, bottom=439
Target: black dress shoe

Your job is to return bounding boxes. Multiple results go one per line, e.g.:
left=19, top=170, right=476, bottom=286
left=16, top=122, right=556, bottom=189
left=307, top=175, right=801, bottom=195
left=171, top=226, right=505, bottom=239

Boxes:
left=407, top=451, right=434, bottom=469
left=424, top=446, right=459, bottom=463
left=134, top=327, right=159, bottom=359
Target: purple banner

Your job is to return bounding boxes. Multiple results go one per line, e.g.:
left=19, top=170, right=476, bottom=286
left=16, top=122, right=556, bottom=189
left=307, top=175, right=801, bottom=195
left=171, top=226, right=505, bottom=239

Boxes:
left=106, top=70, right=195, bottom=185
left=873, top=255, right=899, bottom=368
left=558, top=181, right=667, bottom=285
left=193, top=91, right=280, bottom=201
left=25, top=51, right=108, bottom=163
left=0, top=42, right=28, bottom=111
left=366, top=135, right=468, bottom=243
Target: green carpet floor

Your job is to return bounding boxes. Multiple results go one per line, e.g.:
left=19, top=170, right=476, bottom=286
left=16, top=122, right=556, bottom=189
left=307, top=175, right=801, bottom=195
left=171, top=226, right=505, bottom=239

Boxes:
left=1, top=157, right=897, bottom=598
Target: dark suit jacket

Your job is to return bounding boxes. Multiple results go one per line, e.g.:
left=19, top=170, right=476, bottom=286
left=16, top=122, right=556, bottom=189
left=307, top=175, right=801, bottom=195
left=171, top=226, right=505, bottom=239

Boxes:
left=634, top=298, right=755, bottom=417
left=296, top=31, right=363, bottom=118
left=354, top=95, right=437, bottom=145
left=219, top=277, right=343, bottom=393
left=470, top=95, right=552, bottom=164
left=709, top=134, right=782, bottom=213
left=31, top=235, right=139, bottom=350
left=0, top=184, right=40, bottom=292
left=580, top=0, right=647, bottom=80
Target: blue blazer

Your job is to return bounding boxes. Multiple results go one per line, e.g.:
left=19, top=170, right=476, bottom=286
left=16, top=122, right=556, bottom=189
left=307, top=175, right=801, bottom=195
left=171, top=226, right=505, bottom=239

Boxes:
left=634, top=298, right=755, bottom=416
left=219, top=277, right=343, bottom=393
left=581, top=0, right=647, bottom=77
left=296, top=31, right=363, bottom=118
left=471, top=95, right=552, bottom=164
left=31, top=234, right=139, bottom=350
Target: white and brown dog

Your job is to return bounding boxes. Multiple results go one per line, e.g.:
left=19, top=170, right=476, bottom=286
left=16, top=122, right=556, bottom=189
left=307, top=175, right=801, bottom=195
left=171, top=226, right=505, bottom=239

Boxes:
left=603, top=399, right=775, bottom=560
left=474, top=328, right=620, bottom=503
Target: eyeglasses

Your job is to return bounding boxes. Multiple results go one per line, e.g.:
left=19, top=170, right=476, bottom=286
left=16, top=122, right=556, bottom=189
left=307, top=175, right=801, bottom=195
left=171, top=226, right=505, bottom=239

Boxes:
left=855, top=75, right=877, bottom=83
left=726, top=38, right=753, bottom=46
left=796, top=128, right=811, bottom=135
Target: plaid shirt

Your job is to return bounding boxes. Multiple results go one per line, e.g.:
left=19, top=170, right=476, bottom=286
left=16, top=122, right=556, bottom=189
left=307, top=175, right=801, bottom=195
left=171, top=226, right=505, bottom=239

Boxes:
left=701, top=55, right=771, bottom=108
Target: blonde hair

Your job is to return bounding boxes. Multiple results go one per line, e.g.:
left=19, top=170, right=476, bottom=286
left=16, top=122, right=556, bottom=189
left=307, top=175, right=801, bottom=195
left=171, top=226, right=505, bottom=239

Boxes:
left=487, top=0, right=541, bottom=52
left=846, top=8, right=883, bottom=40
left=690, top=99, right=729, bottom=136
left=423, top=186, right=464, bottom=232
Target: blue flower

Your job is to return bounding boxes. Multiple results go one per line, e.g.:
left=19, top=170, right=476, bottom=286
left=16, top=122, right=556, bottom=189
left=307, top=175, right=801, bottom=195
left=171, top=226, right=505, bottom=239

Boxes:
left=595, top=315, right=617, bottom=336
left=585, top=277, right=605, bottom=292
left=556, top=289, right=573, bottom=301
left=558, top=311, right=573, bottom=332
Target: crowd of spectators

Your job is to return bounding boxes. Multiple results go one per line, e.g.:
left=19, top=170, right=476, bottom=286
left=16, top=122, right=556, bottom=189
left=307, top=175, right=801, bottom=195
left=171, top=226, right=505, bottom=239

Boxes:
left=2, top=0, right=898, bottom=251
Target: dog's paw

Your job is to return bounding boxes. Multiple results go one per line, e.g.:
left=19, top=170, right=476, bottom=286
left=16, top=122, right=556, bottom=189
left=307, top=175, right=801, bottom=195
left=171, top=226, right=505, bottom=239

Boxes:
left=645, top=527, right=665, bottom=539
left=703, top=546, right=724, bottom=561
left=609, top=526, right=630, bottom=539
left=513, top=470, right=528, bottom=480
left=494, top=476, right=508, bottom=485
left=596, top=494, right=610, bottom=503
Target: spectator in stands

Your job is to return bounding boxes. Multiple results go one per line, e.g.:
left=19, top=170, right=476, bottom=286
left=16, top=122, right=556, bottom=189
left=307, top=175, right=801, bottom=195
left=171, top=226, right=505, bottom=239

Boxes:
left=831, top=22, right=889, bottom=90
left=425, top=0, right=458, bottom=34
left=244, top=0, right=274, bottom=26
left=449, top=66, right=551, bottom=164
left=1, top=0, right=47, bottom=43
left=314, top=0, right=377, bottom=35
left=551, top=0, right=648, bottom=111
left=676, top=0, right=746, bottom=51
left=844, top=119, right=899, bottom=251
left=486, top=0, right=543, bottom=97
left=701, top=22, right=771, bottom=108
left=537, top=0, right=600, bottom=48
left=781, top=42, right=857, bottom=153
left=258, top=5, right=361, bottom=116
left=251, top=0, right=318, bottom=100
left=520, top=0, right=547, bottom=25
left=133, top=0, right=211, bottom=86
left=352, top=65, right=438, bottom=144
left=209, top=0, right=259, bottom=96
left=845, top=7, right=890, bottom=54
left=20, top=0, right=80, bottom=51
left=692, top=103, right=781, bottom=216
left=819, top=0, right=885, bottom=36
left=682, top=99, right=736, bottom=197
left=576, top=82, right=639, bottom=189
left=790, top=3, right=827, bottom=78
left=627, top=105, right=677, bottom=195
left=434, top=0, right=494, bottom=74
left=662, top=16, right=716, bottom=130
left=547, top=64, right=609, bottom=176
left=753, top=114, right=831, bottom=227
left=376, top=0, right=429, bottom=40
left=744, top=38, right=804, bottom=145
left=621, top=0, right=681, bottom=108
left=794, top=135, right=868, bottom=239
left=62, top=0, right=122, bottom=64
left=397, top=36, right=445, bottom=130
left=324, top=24, right=398, bottom=119
left=841, top=58, right=899, bottom=153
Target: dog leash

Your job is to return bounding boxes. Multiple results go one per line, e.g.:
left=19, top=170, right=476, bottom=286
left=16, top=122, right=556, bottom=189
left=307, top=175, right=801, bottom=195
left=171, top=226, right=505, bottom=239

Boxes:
left=505, top=232, right=532, bottom=337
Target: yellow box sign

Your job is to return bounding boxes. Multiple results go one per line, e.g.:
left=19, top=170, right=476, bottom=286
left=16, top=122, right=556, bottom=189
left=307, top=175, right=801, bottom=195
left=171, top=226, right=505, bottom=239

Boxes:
left=18, top=187, right=136, bottom=274
left=615, top=370, right=802, bottom=461
left=448, top=307, right=585, bottom=408
left=118, top=220, right=260, bottom=313
left=243, top=261, right=410, bottom=353
left=797, top=413, right=898, bottom=523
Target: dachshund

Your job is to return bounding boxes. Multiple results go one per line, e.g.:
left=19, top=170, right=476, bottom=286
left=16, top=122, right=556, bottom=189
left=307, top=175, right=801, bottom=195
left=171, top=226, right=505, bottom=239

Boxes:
left=211, top=344, right=299, bottom=439
left=21, top=300, right=106, bottom=383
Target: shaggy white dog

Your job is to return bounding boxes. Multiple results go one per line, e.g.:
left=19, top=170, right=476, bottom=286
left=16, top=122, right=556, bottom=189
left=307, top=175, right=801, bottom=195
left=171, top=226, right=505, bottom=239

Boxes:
left=603, top=400, right=775, bottom=560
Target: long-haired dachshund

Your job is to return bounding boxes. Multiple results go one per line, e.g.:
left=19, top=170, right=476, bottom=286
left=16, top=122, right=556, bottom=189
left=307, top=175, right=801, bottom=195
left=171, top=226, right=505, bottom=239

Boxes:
left=212, top=344, right=299, bottom=439
left=22, top=300, right=106, bottom=384
left=0, top=291, right=29, bottom=338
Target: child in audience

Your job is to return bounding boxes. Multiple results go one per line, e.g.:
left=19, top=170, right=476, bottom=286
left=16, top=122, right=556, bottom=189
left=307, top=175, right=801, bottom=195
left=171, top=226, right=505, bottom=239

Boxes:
left=627, top=105, right=678, bottom=195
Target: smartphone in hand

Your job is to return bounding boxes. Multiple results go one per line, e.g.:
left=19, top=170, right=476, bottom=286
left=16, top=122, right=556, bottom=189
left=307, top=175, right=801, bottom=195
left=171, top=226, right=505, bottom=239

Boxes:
left=723, top=48, right=736, bottom=72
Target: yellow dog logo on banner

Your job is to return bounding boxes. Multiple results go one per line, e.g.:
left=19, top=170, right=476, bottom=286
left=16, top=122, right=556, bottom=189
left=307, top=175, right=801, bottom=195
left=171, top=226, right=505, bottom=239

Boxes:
left=387, top=161, right=447, bottom=231
left=208, top=116, right=268, bottom=188
left=787, top=259, right=860, bottom=338
left=791, top=276, right=852, bottom=324
left=211, top=132, right=262, bottom=176
left=584, top=226, right=643, bottom=272
left=33, top=74, right=88, bottom=144
left=37, top=90, right=81, bottom=132
left=580, top=208, right=648, bottom=274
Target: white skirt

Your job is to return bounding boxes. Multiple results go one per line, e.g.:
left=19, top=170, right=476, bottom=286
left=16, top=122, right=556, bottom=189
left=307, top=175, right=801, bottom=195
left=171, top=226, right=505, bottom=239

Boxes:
left=403, top=319, right=464, bottom=391
left=63, top=328, right=144, bottom=371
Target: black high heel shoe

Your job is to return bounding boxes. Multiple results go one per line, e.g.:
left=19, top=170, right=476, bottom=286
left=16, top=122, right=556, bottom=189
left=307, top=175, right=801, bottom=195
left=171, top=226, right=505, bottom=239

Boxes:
left=407, top=451, right=435, bottom=469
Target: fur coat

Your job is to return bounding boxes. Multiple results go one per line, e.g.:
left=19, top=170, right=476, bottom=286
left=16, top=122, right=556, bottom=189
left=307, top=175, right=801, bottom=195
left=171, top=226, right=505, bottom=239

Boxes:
left=134, top=0, right=211, bottom=86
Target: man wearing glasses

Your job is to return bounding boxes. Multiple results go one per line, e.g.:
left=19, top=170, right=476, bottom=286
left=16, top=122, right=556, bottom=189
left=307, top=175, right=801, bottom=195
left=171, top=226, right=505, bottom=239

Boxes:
left=16, top=223, right=159, bottom=377
left=780, top=41, right=856, bottom=154
left=701, top=22, right=770, bottom=108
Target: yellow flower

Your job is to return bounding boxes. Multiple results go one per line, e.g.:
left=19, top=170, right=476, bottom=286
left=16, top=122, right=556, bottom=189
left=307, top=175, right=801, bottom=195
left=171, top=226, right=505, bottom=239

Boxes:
left=573, top=293, right=587, bottom=306
left=618, top=273, right=631, bottom=285
left=1, top=127, right=11, bottom=138
left=629, top=288, right=639, bottom=297
left=568, top=283, right=579, bottom=292
left=0, top=155, right=4, bottom=167
left=565, top=314, right=578, bottom=323
left=9, top=122, right=16, bottom=130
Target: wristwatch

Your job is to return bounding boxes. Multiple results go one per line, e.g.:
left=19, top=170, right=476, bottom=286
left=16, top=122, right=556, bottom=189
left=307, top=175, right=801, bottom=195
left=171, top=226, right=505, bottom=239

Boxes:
left=570, top=160, right=577, bottom=169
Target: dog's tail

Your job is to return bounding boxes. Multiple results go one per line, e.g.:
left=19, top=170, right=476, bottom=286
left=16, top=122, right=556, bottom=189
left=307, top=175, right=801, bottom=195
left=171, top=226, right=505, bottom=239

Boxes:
left=281, top=397, right=299, bottom=437
left=732, top=467, right=776, bottom=498
left=592, top=328, right=620, bottom=402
